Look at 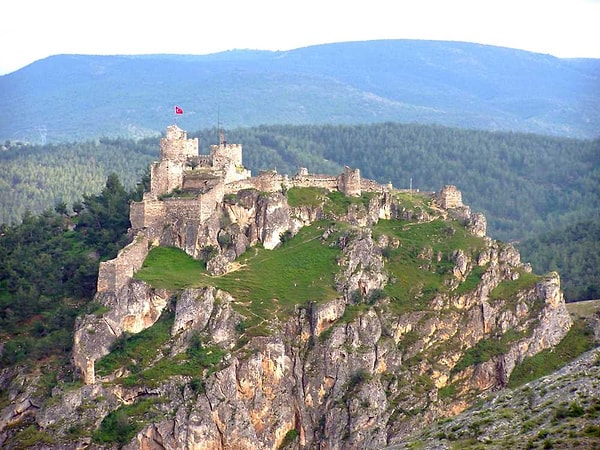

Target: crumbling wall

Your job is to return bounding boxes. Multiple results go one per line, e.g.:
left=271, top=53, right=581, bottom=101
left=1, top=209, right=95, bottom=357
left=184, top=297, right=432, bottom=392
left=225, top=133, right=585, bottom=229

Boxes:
left=291, top=172, right=338, bottom=191
left=437, top=185, right=463, bottom=209
left=337, top=166, right=361, bottom=196
left=96, top=234, right=150, bottom=293
left=225, top=171, right=287, bottom=194
left=360, top=178, right=390, bottom=193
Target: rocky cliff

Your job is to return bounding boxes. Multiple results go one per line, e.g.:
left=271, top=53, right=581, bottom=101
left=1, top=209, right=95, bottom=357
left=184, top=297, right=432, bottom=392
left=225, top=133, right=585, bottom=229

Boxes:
left=0, top=187, right=575, bottom=449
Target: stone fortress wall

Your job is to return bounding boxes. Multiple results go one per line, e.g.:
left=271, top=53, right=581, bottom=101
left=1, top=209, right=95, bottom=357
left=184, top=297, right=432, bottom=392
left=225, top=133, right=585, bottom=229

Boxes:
left=96, top=234, right=150, bottom=293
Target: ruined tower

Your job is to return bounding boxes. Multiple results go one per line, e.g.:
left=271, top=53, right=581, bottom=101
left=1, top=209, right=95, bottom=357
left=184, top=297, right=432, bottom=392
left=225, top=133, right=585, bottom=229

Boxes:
left=150, top=125, right=199, bottom=196
left=337, top=166, right=362, bottom=197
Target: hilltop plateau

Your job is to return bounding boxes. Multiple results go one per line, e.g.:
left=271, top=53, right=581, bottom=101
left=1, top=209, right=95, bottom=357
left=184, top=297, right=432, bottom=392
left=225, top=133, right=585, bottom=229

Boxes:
left=1, top=126, right=597, bottom=449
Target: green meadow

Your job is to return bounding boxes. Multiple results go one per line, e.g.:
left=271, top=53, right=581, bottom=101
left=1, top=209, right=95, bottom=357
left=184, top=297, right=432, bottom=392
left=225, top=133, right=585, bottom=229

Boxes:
left=135, top=221, right=341, bottom=331
left=373, top=218, right=486, bottom=312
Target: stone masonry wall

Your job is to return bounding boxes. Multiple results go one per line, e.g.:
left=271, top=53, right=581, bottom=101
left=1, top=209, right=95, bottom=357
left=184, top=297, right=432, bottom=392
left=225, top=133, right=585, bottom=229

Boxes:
left=130, top=196, right=167, bottom=232
left=360, top=178, right=390, bottom=193
left=291, top=173, right=339, bottom=191
left=96, top=234, right=149, bottom=293
left=437, top=185, right=463, bottom=209
left=337, top=166, right=361, bottom=196
left=150, top=160, right=185, bottom=196
left=160, top=125, right=198, bottom=161
left=225, top=171, right=288, bottom=194
left=163, top=184, right=225, bottom=223
left=210, top=143, right=243, bottom=168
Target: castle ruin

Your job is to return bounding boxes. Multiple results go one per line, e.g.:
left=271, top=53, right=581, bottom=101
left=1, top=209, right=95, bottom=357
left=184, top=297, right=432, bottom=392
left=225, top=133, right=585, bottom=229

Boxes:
left=130, top=125, right=378, bottom=235
left=101, top=125, right=387, bottom=294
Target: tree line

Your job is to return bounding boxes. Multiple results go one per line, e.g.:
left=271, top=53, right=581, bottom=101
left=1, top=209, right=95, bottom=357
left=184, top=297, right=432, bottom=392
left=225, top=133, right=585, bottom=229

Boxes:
left=0, top=174, right=145, bottom=367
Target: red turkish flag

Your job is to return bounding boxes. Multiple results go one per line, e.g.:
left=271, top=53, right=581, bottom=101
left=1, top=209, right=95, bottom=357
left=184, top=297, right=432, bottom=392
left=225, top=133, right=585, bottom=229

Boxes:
left=175, top=106, right=183, bottom=115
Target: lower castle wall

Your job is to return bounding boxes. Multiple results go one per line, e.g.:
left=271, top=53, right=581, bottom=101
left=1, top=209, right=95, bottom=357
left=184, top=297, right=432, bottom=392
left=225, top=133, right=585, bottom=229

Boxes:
left=130, top=198, right=166, bottom=231
left=97, top=234, right=149, bottom=293
left=225, top=172, right=287, bottom=194
left=360, top=179, right=388, bottom=193
left=163, top=184, right=224, bottom=223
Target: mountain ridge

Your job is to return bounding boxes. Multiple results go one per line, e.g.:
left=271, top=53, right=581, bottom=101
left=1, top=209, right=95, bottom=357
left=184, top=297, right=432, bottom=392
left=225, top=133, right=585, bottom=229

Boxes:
left=2, top=39, right=599, bottom=143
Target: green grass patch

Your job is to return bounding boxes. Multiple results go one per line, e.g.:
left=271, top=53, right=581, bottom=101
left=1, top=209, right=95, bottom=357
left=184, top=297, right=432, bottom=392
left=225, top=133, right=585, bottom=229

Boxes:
left=324, top=191, right=375, bottom=216
left=508, top=320, right=596, bottom=388
left=93, top=397, right=166, bottom=444
left=279, top=429, right=299, bottom=449
left=135, top=222, right=341, bottom=334
left=373, top=218, right=485, bottom=313
left=393, top=191, right=435, bottom=215
left=489, top=270, right=542, bottom=302
left=286, top=186, right=327, bottom=207
left=452, top=338, right=509, bottom=374
left=566, top=299, right=600, bottom=321
left=118, top=334, right=226, bottom=387
left=438, top=383, right=457, bottom=399
left=452, top=330, right=526, bottom=374
left=455, top=264, right=487, bottom=295
left=134, top=247, right=206, bottom=289
left=5, top=425, right=56, bottom=448
left=95, top=311, right=173, bottom=377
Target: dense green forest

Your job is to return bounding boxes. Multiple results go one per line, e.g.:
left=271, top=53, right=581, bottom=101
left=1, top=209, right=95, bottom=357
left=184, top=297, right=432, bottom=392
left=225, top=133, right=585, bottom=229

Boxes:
left=0, top=174, right=143, bottom=368
left=518, top=219, right=600, bottom=301
left=0, top=138, right=156, bottom=226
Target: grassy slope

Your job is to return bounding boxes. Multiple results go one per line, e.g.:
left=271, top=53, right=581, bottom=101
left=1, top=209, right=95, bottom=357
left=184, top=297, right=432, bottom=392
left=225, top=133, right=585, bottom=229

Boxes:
left=135, top=221, right=341, bottom=332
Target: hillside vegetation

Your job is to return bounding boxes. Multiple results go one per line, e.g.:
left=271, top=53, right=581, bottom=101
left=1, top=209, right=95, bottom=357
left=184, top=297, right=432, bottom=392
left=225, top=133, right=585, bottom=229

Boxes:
left=519, top=220, right=600, bottom=301
left=0, top=174, right=149, bottom=366
left=2, top=40, right=599, bottom=143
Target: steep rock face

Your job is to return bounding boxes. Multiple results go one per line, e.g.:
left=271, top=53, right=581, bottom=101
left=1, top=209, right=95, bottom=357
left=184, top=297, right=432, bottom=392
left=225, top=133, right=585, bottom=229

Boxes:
left=160, top=189, right=293, bottom=275
left=108, top=269, right=571, bottom=450
left=335, top=228, right=388, bottom=299
left=73, top=280, right=170, bottom=384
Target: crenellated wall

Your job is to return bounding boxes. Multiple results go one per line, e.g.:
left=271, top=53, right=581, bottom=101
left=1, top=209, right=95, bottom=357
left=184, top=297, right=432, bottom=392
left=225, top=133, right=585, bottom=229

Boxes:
left=210, top=143, right=243, bottom=167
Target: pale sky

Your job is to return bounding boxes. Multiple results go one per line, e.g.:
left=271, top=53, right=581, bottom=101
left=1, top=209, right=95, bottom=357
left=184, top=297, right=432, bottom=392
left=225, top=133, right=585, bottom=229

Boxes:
left=1, top=0, right=600, bottom=75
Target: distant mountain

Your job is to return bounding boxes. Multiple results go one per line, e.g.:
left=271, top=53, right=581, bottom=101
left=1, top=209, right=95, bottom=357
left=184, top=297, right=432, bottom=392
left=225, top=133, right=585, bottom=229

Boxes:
left=1, top=40, right=599, bottom=143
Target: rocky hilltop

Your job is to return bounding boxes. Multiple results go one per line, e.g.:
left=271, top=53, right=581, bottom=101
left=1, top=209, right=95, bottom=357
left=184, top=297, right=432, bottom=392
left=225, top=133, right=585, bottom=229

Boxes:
left=0, top=126, right=574, bottom=449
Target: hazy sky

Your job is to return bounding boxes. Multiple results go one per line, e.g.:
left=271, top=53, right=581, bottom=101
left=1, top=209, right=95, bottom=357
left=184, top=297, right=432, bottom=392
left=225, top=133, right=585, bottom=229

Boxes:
left=2, top=0, right=599, bottom=75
